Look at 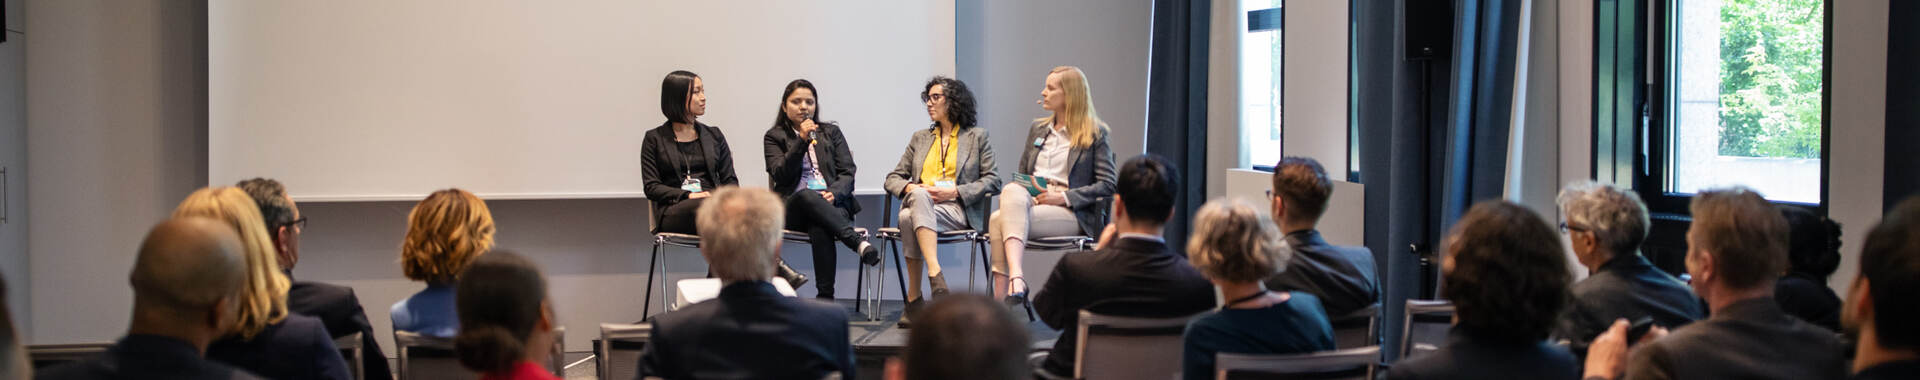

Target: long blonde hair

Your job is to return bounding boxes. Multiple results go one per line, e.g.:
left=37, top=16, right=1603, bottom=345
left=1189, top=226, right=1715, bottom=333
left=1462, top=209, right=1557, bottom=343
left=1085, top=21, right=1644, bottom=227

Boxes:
left=173, top=187, right=289, bottom=339
left=1034, top=66, right=1108, bottom=149
left=401, top=189, right=496, bottom=284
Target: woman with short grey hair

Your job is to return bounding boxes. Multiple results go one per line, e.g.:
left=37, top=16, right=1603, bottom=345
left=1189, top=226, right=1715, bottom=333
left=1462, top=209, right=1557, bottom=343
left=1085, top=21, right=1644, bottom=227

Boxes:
left=1551, top=180, right=1704, bottom=358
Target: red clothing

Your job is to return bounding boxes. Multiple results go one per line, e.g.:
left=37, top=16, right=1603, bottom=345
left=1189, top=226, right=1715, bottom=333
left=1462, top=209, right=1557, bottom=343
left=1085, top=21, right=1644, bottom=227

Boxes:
left=480, top=361, right=560, bottom=380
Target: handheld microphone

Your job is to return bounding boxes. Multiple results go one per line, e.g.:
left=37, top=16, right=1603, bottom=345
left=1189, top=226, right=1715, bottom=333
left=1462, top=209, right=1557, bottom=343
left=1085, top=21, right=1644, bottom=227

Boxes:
left=801, top=111, right=818, bottom=142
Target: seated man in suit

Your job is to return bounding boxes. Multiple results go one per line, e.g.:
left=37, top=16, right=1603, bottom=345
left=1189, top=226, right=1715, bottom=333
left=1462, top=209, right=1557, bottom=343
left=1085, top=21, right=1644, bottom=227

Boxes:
left=1261, top=157, right=1379, bottom=318
left=236, top=178, right=391, bottom=380
left=1551, top=181, right=1704, bottom=358
left=1585, top=187, right=1847, bottom=380
left=1837, top=195, right=1920, bottom=380
left=37, top=218, right=265, bottom=380
left=1032, top=154, right=1217, bottom=378
left=639, top=187, right=856, bottom=379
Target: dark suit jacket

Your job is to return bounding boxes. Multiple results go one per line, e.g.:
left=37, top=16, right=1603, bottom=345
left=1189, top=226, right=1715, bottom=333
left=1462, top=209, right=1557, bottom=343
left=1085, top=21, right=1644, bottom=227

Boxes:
left=1853, top=360, right=1920, bottom=380
left=639, top=281, right=855, bottom=380
left=207, top=314, right=352, bottom=380
left=1554, top=254, right=1706, bottom=357
left=642, top=121, right=740, bottom=231
left=763, top=122, right=860, bottom=215
left=36, top=335, right=266, bottom=380
left=1385, top=327, right=1581, bottom=380
left=287, top=278, right=393, bottom=380
left=1013, top=121, right=1117, bottom=237
left=1775, top=272, right=1843, bottom=332
left=1032, top=236, right=1217, bottom=376
left=1263, top=230, right=1380, bottom=317
left=1625, top=298, right=1848, bottom=380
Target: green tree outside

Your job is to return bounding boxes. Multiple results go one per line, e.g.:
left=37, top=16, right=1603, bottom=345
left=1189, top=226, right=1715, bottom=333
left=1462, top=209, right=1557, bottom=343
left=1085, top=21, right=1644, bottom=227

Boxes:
left=1717, top=0, right=1823, bottom=158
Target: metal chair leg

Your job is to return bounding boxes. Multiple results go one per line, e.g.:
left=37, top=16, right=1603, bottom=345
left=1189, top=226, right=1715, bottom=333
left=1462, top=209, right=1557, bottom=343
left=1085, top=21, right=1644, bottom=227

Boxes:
left=642, top=240, right=661, bottom=318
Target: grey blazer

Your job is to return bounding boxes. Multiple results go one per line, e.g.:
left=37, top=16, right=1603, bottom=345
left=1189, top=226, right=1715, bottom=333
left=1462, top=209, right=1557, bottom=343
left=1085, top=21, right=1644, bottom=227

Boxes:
left=883, top=125, right=1001, bottom=230
left=1014, top=121, right=1117, bottom=238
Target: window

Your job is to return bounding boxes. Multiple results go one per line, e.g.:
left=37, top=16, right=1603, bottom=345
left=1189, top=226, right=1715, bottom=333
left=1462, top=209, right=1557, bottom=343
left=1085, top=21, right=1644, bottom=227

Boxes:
left=1242, top=1, right=1283, bottom=169
left=1656, top=0, right=1826, bottom=204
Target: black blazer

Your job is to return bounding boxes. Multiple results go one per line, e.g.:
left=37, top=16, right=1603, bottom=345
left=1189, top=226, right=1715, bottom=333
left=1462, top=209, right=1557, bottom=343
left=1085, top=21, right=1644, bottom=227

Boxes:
left=1263, top=230, right=1380, bottom=317
left=763, top=122, right=860, bottom=215
left=1553, top=254, right=1705, bottom=357
left=287, top=279, right=392, bottom=380
left=1385, top=327, right=1581, bottom=380
left=36, top=335, right=266, bottom=380
left=1031, top=236, right=1216, bottom=376
left=206, top=314, right=352, bottom=380
left=1625, top=298, right=1848, bottom=380
left=1014, top=121, right=1117, bottom=238
left=639, top=281, right=856, bottom=380
left=641, top=122, right=740, bottom=229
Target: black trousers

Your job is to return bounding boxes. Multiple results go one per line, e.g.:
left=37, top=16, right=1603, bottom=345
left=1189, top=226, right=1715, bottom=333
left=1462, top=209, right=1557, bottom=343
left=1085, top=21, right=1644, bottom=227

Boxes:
left=784, top=190, right=860, bottom=297
left=656, top=197, right=707, bottom=234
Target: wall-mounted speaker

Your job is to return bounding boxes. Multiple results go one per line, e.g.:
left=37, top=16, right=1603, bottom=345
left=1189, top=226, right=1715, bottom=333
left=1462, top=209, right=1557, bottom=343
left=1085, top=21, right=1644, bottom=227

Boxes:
left=1405, top=0, right=1452, bottom=60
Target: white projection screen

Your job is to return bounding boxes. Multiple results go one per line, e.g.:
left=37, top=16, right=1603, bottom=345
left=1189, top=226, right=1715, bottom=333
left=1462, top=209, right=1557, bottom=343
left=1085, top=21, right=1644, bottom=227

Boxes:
left=210, top=1, right=955, bottom=201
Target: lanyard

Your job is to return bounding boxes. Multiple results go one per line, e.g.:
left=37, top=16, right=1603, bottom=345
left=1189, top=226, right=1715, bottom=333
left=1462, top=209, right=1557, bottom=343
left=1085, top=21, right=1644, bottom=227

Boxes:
left=934, top=128, right=955, bottom=177
left=1224, top=290, right=1272, bottom=308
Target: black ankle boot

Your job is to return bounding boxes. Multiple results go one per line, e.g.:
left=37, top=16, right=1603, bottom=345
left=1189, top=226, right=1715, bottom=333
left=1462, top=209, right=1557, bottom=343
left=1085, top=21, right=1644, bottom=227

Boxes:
left=777, top=261, right=808, bottom=289
left=841, top=231, right=881, bottom=266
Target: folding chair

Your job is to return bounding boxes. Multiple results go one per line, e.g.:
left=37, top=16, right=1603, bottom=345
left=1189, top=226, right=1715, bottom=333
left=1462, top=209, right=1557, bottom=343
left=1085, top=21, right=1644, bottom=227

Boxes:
left=643, top=232, right=702, bottom=318
left=1071, top=310, right=1207, bottom=380
left=26, top=343, right=111, bottom=370
left=1213, top=346, right=1381, bottom=380
left=395, top=327, right=564, bottom=380
left=1329, top=303, right=1381, bottom=349
left=782, top=227, right=882, bottom=320
left=598, top=323, right=651, bottom=380
left=334, top=332, right=366, bottom=380
left=1399, top=300, right=1456, bottom=360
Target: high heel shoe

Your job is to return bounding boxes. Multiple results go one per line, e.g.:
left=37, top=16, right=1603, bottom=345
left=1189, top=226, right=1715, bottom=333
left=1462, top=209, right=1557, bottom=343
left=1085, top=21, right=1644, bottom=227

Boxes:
left=777, top=261, right=809, bottom=289
left=1004, top=276, right=1030, bottom=306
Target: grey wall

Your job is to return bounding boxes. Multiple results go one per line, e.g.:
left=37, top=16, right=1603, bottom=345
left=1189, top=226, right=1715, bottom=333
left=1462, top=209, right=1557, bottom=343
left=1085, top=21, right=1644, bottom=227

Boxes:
left=2, top=0, right=29, bottom=337
left=956, top=0, right=1152, bottom=172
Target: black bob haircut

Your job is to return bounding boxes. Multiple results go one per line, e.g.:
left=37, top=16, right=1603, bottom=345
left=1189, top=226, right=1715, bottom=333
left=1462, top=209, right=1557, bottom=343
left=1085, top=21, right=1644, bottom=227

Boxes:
left=661, top=70, right=700, bottom=123
left=921, top=76, right=978, bottom=128
left=1115, top=154, right=1180, bottom=224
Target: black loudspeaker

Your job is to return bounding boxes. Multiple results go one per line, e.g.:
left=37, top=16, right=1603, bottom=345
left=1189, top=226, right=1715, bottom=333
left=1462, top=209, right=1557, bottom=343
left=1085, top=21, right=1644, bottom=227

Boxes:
left=1405, top=0, right=1453, bottom=59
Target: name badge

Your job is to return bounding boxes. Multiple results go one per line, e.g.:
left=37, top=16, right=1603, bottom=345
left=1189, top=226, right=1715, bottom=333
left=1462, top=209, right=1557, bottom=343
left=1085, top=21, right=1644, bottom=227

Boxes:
left=806, top=176, right=829, bottom=191
left=934, top=180, right=957, bottom=188
left=1033, top=137, right=1045, bottom=147
left=681, top=177, right=704, bottom=193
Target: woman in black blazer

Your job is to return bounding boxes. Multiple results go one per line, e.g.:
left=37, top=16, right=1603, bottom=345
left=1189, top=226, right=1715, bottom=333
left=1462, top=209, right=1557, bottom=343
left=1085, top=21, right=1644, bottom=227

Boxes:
left=762, top=79, right=881, bottom=299
left=642, top=70, right=805, bottom=286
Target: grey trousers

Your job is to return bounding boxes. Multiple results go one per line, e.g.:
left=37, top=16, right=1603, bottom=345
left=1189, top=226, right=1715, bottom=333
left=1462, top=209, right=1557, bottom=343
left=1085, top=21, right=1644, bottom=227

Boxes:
left=897, top=187, right=969, bottom=260
left=987, top=189, right=1081, bottom=274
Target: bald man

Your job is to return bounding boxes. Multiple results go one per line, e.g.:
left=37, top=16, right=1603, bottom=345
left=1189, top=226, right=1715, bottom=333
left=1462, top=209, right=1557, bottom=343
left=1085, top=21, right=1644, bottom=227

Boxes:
left=37, top=218, right=266, bottom=380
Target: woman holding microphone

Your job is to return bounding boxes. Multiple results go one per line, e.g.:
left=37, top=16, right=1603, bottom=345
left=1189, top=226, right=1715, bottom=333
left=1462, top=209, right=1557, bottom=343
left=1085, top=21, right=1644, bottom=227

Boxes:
left=987, top=66, right=1117, bottom=307
left=642, top=70, right=806, bottom=287
left=762, top=79, right=881, bottom=300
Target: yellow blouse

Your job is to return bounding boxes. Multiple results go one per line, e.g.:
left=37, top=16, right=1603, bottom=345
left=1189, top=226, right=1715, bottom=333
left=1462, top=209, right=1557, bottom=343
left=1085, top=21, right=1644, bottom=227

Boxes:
left=917, top=127, right=960, bottom=184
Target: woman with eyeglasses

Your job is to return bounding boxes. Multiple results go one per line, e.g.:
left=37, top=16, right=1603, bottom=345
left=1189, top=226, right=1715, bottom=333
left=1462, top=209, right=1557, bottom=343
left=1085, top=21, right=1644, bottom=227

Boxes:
left=882, top=76, right=1000, bottom=328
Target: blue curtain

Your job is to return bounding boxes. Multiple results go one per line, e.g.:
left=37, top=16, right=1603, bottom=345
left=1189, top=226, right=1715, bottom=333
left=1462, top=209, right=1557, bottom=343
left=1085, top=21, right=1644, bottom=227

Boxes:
left=1437, top=0, right=1524, bottom=237
left=1144, top=0, right=1210, bottom=250
left=1887, top=0, right=1919, bottom=208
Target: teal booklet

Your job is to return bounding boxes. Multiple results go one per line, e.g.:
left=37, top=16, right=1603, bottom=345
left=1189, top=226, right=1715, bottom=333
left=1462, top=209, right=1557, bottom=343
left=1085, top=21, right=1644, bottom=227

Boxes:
left=1012, top=173, right=1050, bottom=197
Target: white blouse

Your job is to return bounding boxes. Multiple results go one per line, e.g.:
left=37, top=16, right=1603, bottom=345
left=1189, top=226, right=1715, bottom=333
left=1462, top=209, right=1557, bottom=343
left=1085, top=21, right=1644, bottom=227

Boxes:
left=1034, top=124, right=1073, bottom=185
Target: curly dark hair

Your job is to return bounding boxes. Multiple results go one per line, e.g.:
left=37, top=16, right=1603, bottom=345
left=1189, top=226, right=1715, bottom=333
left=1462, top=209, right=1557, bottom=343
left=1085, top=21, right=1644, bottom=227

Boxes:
left=922, top=76, right=978, bottom=128
left=1441, top=200, right=1572, bottom=343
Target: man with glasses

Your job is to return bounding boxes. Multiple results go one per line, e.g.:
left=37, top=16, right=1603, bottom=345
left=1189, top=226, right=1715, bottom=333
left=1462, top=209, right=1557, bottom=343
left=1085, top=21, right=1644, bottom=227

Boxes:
left=1551, top=181, right=1704, bottom=359
left=1260, top=157, right=1379, bottom=318
left=237, top=178, right=392, bottom=380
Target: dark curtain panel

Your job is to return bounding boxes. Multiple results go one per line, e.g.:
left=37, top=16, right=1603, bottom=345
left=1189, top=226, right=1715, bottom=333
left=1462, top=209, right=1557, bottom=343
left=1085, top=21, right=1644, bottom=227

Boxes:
left=1888, top=0, right=1920, bottom=208
left=1144, top=0, right=1209, bottom=250
left=1436, top=0, right=1523, bottom=237
left=1356, top=0, right=1434, bottom=363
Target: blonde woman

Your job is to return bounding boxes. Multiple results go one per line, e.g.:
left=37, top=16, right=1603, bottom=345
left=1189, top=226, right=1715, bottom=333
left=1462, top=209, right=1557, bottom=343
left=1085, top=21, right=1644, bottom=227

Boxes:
left=180, top=187, right=351, bottom=380
left=988, top=66, right=1117, bottom=306
left=392, top=188, right=495, bottom=338
left=1180, top=198, right=1333, bottom=380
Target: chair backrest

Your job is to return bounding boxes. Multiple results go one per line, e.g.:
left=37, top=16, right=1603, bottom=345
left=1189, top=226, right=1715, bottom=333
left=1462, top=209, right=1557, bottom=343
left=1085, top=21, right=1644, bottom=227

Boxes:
left=26, top=343, right=112, bottom=370
left=1399, top=300, right=1456, bottom=360
left=394, top=330, right=478, bottom=380
left=334, top=332, right=366, bottom=380
left=1328, top=304, right=1380, bottom=349
left=1074, top=310, right=1205, bottom=380
left=1213, top=346, right=1381, bottom=380
left=599, top=323, right=651, bottom=380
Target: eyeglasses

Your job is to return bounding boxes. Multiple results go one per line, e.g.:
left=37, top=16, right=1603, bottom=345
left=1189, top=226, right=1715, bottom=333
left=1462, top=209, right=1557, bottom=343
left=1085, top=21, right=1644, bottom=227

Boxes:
left=283, top=217, right=309, bottom=231
left=920, top=92, right=946, bottom=103
left=1558, top=222, right=1586, bottom=233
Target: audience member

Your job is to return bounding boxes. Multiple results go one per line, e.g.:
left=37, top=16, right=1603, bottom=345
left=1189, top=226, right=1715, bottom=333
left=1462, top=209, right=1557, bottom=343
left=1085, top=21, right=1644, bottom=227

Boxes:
left=1031, top=154, right=1216, bottom=378
left=392, top=188, right=495, bottom=338
left=1260, top=157, right=1379, bottom=317
left=639, top=187, right=856, bottom=379
left=179, top=187, right=350, bottom=380
left=1776, top=205, right=1844, bottom=333
left=884, top=295, right=1031, bottom=380
left=883, top=76, right=1001, bottom=327
left=1839, top=196, right=1920, bottom=380
left=236, top=178, right=393, bottom=379
left=455, top=251, right=562, bottom=380
left=1588, top=187, right=1847, bottom=380
left=1387, top=200, right=1580, bottom=380
left=1551, top=181, right=1704, bottom=357
left=1182, top=198, right=1334, bottom=380
left=35, top=218, right=263, bottom=380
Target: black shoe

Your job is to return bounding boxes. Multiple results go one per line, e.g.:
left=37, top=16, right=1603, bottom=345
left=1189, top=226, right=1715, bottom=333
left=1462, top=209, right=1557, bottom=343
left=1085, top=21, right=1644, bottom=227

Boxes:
left=928, top=272, right=950, bottom=299
left=857, top=242, right=881, bottom=266
left=898, top=298, right=926, bottom=329
left=777, top=261, right=808, bottom=289
left=1005, top=276, right=1030, bottom=306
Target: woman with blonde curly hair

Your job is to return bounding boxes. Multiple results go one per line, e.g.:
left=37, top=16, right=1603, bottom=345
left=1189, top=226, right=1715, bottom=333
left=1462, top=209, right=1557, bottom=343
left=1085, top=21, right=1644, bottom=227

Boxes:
left=391, top=188, right=496, bottom=338
left=1180, top=198, right=1333, bottom=380
left=178, top=187, right=351, bottom=380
